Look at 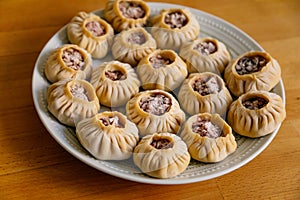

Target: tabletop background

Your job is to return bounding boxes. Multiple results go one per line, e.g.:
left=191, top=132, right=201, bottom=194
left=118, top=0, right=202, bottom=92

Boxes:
left=0, top=0, right=299, bottom=199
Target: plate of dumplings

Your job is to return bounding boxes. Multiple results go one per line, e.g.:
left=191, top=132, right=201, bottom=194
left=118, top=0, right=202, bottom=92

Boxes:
left=32, top=0, right=286, bottom=184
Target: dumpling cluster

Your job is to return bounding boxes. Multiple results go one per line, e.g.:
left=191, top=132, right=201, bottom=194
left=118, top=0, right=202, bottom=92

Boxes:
left=44, top=0, right=286, bottom=179
left=224, top=51, right=285, bottom=138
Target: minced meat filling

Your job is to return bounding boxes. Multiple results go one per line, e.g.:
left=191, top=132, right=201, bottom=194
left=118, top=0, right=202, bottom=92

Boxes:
left=99, top=115, right=125, bottom=128
left=62, top=48, right=85, bottom=70
left=69, top=84, right=89, bottom=101
left=151, top=138, right=173, bottom=149
left=242, top=97, right=268, bottom=110
left=192, top=76, right=220, bottom=96
left=235, top=55, right=267, bottom=75
left=149, top=54, right=173, bottom=68
left=105, top=70, right=126, bottom=81
left=164, top=11, right=188, bottom=29
left=85, top=21, right=106, bottom=37
left=119, top=1, right=145, bottom=19
left=128, top=32, right=146, bottom=45
left=193, top=41, right=217, bottom=56
left=139, top=93, right=171, bottom=116
left=192, top=117, right=223, bottom=139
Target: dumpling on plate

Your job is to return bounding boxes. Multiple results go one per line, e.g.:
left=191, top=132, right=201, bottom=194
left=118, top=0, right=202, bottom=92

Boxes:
left=44, top=44, right=93, bottom=83
left=90, top=60, right=140, bottom=107
left=47, top=79, right=100, bottom=127
left=67, top=11, right=114, bottom=58
left=178, top=72, right=232, bottom=117
left=227, top=91, right=286, bottom=138
left=179, top=37, right=231, bottom=75
left=104, top=0, right=151, bottom=32
left=126, top=89, right=185, bottom=136
left=151, top=8, right=200, bottom=50
left=180, top=113, right=237, bottom=163
left=112, top=27, right=156, bottom=66
left=224, top=51, right=281, bottom=97
left=76, top=111, right=139, bottom=160
left=137, top=49, right=188, bottom=91
left=133, top=132, right=190, bottom=178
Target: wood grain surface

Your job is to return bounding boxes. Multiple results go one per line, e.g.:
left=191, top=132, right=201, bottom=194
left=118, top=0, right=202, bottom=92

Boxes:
left=0, top=0, right=299, bottom=199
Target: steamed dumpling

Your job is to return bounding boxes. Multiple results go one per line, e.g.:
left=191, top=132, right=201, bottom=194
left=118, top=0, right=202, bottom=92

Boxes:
left=137, top=49, right=188, bottom=91
left=90, top=60, right=140, bottom=107
left=151, top=8, right=200, bottom=50
left=112, top=27, right=156, bottom=66
left=180, top=113, right=237, bottom=163
left=227, top=91, right=286, bottom=138
left=126, top=89, right=185, bottom=136
left=47, top=79, right=100, bottom=127
left=104, top=0, right=151, bottom=32
left=179, top=37, right=231, bottom=75
left=76, top=111, right=139, bottom=160
left=67, top=11, right=114, bottom=58
left=133, top=132, right=190, bottom=178
left=224, top=51, right=281, bottom=97
left=44, top=44, right=93, bottom=83
left=178, top=72, right=232, bottom=117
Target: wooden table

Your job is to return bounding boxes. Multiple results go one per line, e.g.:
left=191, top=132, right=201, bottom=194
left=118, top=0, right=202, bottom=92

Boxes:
left=0, top=0, right=299, bottom=199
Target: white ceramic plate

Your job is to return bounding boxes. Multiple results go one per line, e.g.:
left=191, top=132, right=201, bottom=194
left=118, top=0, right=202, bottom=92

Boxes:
left=32, top=3, right=285, bottom=184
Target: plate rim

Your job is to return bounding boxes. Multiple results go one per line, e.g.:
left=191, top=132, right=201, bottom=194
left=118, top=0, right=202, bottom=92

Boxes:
left=31, top=2, right=286, bottom=185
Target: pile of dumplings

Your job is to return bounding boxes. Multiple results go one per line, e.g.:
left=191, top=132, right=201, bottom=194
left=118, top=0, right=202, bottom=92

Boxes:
left=45, top=0, right=286, bottom=179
